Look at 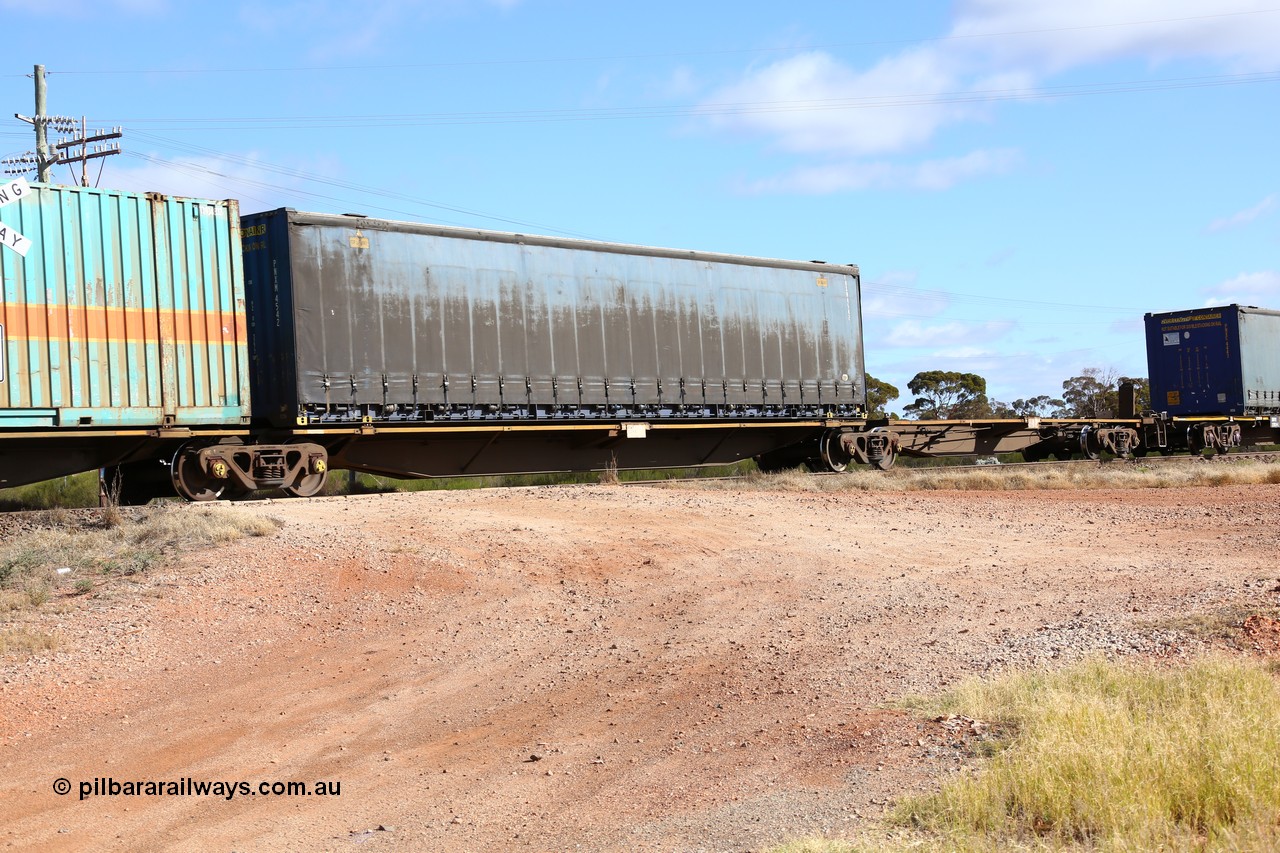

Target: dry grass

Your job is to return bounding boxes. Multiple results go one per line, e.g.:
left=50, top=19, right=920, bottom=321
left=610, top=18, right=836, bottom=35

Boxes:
left=768, top=840, right=868, bottom=853
left=1148, top=604, right=1280, bottom=645
left=898, top=657, right=1280, bottom=851
left=0, top=505, right=280, bottom=621
left=771, top=656, right=1280, bottom=853
left=687, top=459, right=1280, bottom=493
left=0, top=626, right=61, bottom=655
left=598, top=453, right=621, bottom=485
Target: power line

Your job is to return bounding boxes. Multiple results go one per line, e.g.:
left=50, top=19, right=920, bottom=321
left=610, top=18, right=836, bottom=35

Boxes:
left=14, top=7, right=1280, bottom=78
left=121, top=148, right=1163, bottom=323
left=121, top=143, right=602, bottom=239
left=90, top=69, right=1280, bottom=131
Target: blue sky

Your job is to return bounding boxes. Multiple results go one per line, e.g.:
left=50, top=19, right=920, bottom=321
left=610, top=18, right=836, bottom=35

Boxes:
left=2, top=0, right=1277, bottom=408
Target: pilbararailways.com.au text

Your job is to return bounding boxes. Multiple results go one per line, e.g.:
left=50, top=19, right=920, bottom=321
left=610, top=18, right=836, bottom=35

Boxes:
left=56, top=777, right=341, bottom=801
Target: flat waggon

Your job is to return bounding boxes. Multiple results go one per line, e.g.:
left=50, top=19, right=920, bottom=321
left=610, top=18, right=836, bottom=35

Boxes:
left=2, top=181, right=1277, bottom=503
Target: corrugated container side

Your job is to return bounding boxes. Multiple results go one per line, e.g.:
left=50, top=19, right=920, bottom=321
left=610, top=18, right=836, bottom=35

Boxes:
left=0, top=182, right=249, bottom=428
left=1237, top=307, right=1280, bottom=414
left=1145, top=304, right=1280, bottom=416
left=240, top=209, right=863, bottom=425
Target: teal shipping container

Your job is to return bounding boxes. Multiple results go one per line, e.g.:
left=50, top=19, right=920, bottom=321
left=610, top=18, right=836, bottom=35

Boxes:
left=0, top=181, right=250, bottom=429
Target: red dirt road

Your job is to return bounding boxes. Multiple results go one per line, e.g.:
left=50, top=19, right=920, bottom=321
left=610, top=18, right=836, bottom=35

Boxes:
left=2, top=483, right=1276, bottom=851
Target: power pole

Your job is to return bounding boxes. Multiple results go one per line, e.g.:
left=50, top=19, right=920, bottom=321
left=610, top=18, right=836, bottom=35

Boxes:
left=7, top=65, right=121, bottom=184
left=54, top=118, right=123, bottom=186
left=33, top=64, right=50, bottom=182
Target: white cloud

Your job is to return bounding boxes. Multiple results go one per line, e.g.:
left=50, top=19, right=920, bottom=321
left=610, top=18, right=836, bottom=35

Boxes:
left=914, top=148, right=1022, bottom=190
left=861, top=271, right=950, bottom=321
left=1207, top=194, right=1276, bottom=233
left=104, top=152, right=335, bottom=212
left=746, top=148, right=1021, bottom=194
left=885, top=319, right=1015, bottom=348
left=1200, top=270, right=1280, bottom=305
left=701, top=1, right=1280, bottom=191
left=703, top=49, right=979, bottom=157
left=949, top=0, right=1280, bottom=74
left=659, top=66, right=703, bottom=100
left=932, top=346, right=1003, bottom=359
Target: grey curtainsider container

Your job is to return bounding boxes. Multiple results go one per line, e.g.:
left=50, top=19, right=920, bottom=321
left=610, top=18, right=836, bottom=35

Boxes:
left=1145, top=304, right=1280, bottom=416
left=241, top=209, right=864, bottom=428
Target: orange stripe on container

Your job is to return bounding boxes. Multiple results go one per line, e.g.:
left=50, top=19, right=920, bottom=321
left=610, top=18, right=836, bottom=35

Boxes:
left=0, top=304, right=246, bottom=345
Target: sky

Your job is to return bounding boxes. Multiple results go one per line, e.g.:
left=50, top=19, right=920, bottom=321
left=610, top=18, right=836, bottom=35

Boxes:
left=2, top=0, right=1277, bottom=409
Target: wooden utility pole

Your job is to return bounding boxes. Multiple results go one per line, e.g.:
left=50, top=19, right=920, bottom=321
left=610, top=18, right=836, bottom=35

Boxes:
left=7, top=66, right=121, bottom=185
left=33, top=64, right=51, bottom=182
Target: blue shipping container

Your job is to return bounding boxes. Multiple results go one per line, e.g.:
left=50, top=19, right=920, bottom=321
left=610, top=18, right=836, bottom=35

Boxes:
left=1145, top=304, right=1280, bottom=416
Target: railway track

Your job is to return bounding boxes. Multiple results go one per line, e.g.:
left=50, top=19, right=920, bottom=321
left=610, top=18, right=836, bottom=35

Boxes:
left=619, top=449, right=1280, bottom=485
left=923, top=450, right=1280, bottom=472
left=1, top=451, right=1276, bottom=513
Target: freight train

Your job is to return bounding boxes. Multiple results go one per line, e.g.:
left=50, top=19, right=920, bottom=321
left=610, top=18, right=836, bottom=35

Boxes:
left=1, top=182, right=1277, bottom=502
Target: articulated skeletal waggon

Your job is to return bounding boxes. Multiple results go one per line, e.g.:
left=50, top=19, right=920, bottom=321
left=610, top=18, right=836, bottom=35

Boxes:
left=1, top=182, right=1275, bottom=503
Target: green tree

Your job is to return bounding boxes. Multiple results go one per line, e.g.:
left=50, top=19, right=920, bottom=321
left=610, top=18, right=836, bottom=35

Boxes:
left=864, top=374, right=899, bottom=418
left=902, top=371, right=991, bottom=419
left=991, top=394, right=1066, bottom=418
left=990, top=399, right=1017, bottom=418
left=1060, top=368, right=1147, bottom=418
left=1118, top=376, right=1150, bottom=414
left=1061, top=368, right=1112, bottom=417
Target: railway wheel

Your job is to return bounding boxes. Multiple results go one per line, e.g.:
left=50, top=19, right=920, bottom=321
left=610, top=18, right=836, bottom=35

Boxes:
left=817, top=431, right=850, bottom=473
left=1078, top=428, right=1102, bottom=461
left=1187, top=427, right=1207, bottom=456
left=170, top=443, right=226, bottom=502
left=283, top=476, right=326, bottom=498
left=282, top=442, right=329, bottom=498
left=865, top=426, right=897, bottom=471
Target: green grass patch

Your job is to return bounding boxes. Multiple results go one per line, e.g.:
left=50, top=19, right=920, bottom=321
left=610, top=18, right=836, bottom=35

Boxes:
left=0, top=472, right=100, bottom=511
